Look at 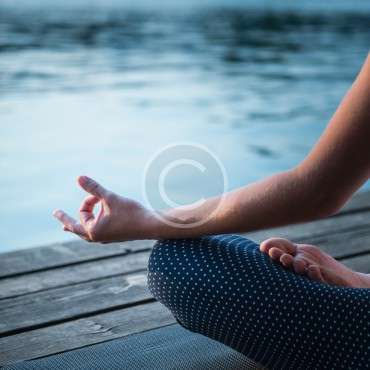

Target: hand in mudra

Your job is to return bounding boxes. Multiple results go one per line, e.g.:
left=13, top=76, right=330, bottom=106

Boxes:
left=53, top=176, right=156, bottom=243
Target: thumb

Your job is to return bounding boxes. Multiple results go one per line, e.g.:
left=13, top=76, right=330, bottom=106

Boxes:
left=78, top=176, right=109, bottom=199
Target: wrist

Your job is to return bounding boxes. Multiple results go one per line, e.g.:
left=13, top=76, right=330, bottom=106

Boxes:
left=147, top=207, right=208, bottom=240
left=138, top=209, right=162, bottom=240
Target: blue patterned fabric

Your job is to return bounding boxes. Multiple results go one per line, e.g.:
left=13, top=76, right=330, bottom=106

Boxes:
left=148, top=235, right=370, bottom=370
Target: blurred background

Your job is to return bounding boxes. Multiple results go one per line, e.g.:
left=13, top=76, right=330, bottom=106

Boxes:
left=1, top=0, right=370, bottom=252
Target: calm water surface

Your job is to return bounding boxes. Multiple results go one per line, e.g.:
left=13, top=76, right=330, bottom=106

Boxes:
left=1, top=0, right=370, bottom=252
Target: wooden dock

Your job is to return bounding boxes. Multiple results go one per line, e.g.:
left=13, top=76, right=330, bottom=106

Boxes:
left=1, top=190, right=370, bottom=368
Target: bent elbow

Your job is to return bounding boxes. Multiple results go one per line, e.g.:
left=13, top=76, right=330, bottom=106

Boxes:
left=291, top=167, right=344, bottom=221
left=315, top=198, right=341, bottom=219
left=307, top=191, right=343, bottom=220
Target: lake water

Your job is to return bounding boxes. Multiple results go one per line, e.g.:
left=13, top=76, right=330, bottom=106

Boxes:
left=1, top=0, right=370, bottom=252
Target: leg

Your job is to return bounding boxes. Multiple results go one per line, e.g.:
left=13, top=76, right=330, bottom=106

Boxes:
left=148, top=235, right=370, bottom=370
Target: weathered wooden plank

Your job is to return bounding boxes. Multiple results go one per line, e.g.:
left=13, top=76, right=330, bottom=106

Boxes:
left=1, top=259, right=368, bottom=368
left=2, top=248, right=368, bottom=338
left=341, top=254, right=370, bottom=274
left=0, top=272, right=150, bottom=336
left=0, top=239, right=154, bottom=279
left=1, top=254, right=368, bottom=366
left=0, top=301, right=175, bottom=366
left=244, top=210, right=370, bottom=258
left=339, top=189, right=370, bottom=214
left=0, top=251, right=150, bottom=299
left=307, top=228, right=370, bottom=261
left=3, top=226, right=369, bottom=302
left=245, top=210, right=370, bottom=244
left=3, top=225, right=369, bottom=301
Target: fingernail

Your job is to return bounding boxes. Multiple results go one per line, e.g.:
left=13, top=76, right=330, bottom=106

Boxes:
left=268, top=248, right=276, bottom=258
left=52, top=209, right=60, bottom=217
left=79, top=175, right=92, bottom=184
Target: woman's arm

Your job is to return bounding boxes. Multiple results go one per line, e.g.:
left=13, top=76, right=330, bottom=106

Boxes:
left=54, top=54, right=370, bottom=243
left=295, top=53, right=370, bottom=209
left=158, top=53, right=370, bottom=238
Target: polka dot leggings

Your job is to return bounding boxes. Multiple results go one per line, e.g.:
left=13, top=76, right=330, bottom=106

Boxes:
left=147, top=235, right=370, bottom=370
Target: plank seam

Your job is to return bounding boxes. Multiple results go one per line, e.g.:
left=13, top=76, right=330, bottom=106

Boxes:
left=329, top=206, right=370, bottom=218
left=0, top=247, right=152, bottom=281
left=14, top=323, right=178, bottom=365
left=0, top=297, right=156, bottom=338
left=337, top=249, right=370, bottom=261
left=0, top=267, right=148, bottom=301
left=292, top=223, right=370, bottom=243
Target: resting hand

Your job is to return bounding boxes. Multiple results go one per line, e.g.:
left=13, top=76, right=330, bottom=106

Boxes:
left=53, top=176, right=156, bottom=243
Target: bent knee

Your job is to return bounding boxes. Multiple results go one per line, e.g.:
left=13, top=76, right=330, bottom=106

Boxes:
left=147, top=238, right=199, bottom=303
left=147, top=235, right=261, bottom=333
left=147, top=239, right=171, bottom=297
left=147, top=235, right=258, bottom=305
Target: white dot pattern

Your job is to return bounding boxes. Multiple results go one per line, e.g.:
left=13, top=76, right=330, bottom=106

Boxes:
left=147, top=235, right=370, bottom=370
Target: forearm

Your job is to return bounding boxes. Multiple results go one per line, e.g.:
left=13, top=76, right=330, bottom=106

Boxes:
left=149, top=168, right=332, bottom=239
left=147, top=55, right=370, bottom=241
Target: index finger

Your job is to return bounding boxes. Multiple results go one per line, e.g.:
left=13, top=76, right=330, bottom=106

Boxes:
left=77, top=176, right=109, bottom=199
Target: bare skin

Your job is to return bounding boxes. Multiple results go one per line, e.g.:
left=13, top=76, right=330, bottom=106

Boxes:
left=54, top=53, right=370, bottom=288
left=260, top=238, right=370, bottom=288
